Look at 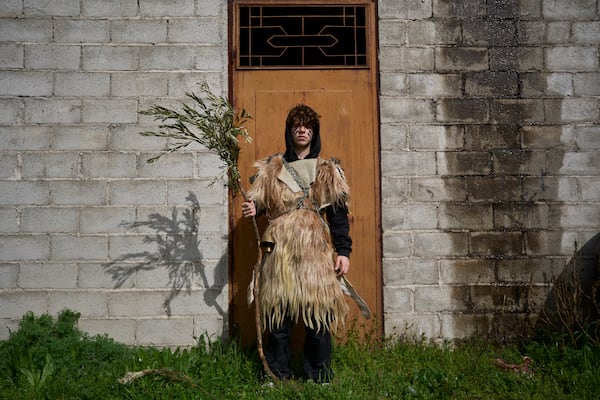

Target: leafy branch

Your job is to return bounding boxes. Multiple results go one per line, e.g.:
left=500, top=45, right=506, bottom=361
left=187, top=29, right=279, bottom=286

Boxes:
left=139, top=82, right=252, bottom=195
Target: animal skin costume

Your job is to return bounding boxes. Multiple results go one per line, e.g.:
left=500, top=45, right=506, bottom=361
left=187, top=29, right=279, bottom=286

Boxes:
left=248, top=154, right=351, bottom=334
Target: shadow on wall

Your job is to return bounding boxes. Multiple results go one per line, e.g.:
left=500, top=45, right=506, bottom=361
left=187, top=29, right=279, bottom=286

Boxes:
left=437, top=0, right=599, bottom=340
left=103, top=191, right=227, bottom=336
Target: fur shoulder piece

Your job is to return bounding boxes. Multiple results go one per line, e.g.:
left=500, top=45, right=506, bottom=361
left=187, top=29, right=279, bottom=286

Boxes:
left=313, top=157, right=350, bottom=209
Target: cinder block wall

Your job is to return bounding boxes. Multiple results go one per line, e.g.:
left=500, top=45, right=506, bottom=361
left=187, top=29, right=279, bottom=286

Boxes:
left=380, top=0, right=600, bottom=340
left=0, top=0, right=229, bottom=346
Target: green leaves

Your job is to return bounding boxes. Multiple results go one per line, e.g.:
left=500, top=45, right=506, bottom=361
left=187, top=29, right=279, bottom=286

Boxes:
left=140, top=81, right=252, bottom=195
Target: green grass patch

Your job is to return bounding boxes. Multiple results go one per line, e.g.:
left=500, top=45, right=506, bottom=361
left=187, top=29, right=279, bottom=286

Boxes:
left=1, top=311, right=598, bottom=399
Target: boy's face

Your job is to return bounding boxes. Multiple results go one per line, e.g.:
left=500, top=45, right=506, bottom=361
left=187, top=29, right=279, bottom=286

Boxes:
left=291, top=123, right=313, bottom=149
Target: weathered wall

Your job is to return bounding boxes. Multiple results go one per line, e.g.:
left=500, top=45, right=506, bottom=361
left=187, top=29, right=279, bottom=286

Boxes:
left=0, top=0, right=229, bottom=346
left=379, top=0, right=600, bottom=340
left=1, top=0, right=599, bottom=346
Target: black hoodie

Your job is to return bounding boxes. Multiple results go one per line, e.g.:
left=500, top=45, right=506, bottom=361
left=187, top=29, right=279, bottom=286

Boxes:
left=282, top=107, right=352, bottom=258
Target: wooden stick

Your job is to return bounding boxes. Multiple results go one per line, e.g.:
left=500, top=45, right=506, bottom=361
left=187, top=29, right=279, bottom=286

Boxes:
left=239, top=183, right=279, bottom=381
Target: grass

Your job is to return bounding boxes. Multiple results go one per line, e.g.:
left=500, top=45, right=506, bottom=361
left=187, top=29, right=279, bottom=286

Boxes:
left=1, top=311, right=598, bottom=399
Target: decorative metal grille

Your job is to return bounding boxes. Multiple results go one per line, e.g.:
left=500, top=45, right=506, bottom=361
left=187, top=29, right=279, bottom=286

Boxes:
left=238, top=5, right=368, bottom=68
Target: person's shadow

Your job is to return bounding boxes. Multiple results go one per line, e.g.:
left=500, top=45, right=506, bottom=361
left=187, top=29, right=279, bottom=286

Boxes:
left=103, top=191, right=227, bottom=336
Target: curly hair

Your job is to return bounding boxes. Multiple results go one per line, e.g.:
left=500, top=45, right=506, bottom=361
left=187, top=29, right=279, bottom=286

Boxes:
left=285, top=104, right=320, bottom=130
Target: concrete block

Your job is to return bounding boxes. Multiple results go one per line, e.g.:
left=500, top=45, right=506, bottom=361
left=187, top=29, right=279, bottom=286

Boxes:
left=82, top=0, right=138, bottom=17
left=19, top=263, right=78, bottom=289
left=464, top=125, right=520, bottom=150
left=111, top=73, right=169, bottom=97
left=140, top=46, right=196, bottom=70
left=380, top=123, right=408, bottom=150
left=196, top=0, right=222, bottom=17
left=413, top=232, right=469, bottom=257
left=49, top=290, right=108, bottom=317
left=25, top=44, right=80, bottom=70
left=0, top=18, right=53, bottom=42
left=573, top=21, right=600, bottom=43
left=522, top=125, right=575, bottom=150
left=24, top=98, right=81, bottom=124
left=193, top=234, right=226, bottom=260
left=0, top=291, right=48, bottom=318
left=436, top=99, right=488, bottom=123
left=545, top=46, right=598, bottom=71
left=169, top=289, right=226, bottom=315
left=0, top=153, right=18, bottom=179
left=195, top=206, right=227, bottom=235
left=439, top=204, right=494, bottom=230
left=0, top=181, right=49, bottom=206
left=21, top=152, right=80, bottom=179
left=382, top=204, right=438, bottom=230
left=379, top=47, right=434, bottom=71
left=379, top=0, right=432, bottom=19
left=439, top=259, right=495, bottom=284
left=136, top=318, right=195, bottom=346
left=409, top=73, right=462, bottom=97
left=496, top=258, right=560, bottom=284
left=525, top=231, right=578, bottom=256
left=435, top=47, right=488, bottom=72
left=573, top=73, right=600, bottom=96
left=78, top=262, right=135, bottom=289
left=381, top=151, right=436, bottom=176
left=21, top=207, right=79, bottom=233
left=467, top=177, right=522, bottom=202
left=0, top=263, right=18, bottom=290
left=0, top=126, right=50, bottom=151
left=82, top=99, right=138, bottom=124
left=139, top=0, right=194, bottom=17
left=111, top=125, right=169, bottom=151
left=492, top=150, right=547, bottom=176
left=549, top=205, right=600, bottom=229
left=0, top=71, right=53, bottom=96
left=407, top=20, right=461, bottom=45
left=51, top=125, right=109, bottom=151
left=576, top=125, right=600, bottom=150
left=108, top=234, right=161, bottom=261
left=50, top=181, right=107, bottom=206
left=194, top=45, right=224, bottom=71
left=521, top=72, right=573, bottom=97
left=78, top=318, right=136, bottom=343
left=441, top=314, right=491, bottom=339
left=51, top=235, right=109, bottom=261
left=463, top=19, right=518, bottom=46
left=550, top=151, right=600, bottom=175
left=168, top=17, right=221, bottom=44
left=110, top=180, right=167, bottom=205
left=0, top=208, right=18, bottom=233
left=195, top=152, right=225, bottom=179
left=470, top=232, right=523, bottom=257
left=55, top=72, right=110, bottom=97
left=546, top=22, right=571, bottom=44
left=382, top=232, right=412, bottom=257
left=494, top=203, right=550, bottom=230
left=432, top=0, right=485, bottom=17
left=381, top=177, right=409, bottom=204
left=383, top=258, right=438, bottom=286
left=465, top=71, right=519, bottom=97
left=383, top=287, right=412, bottom=313
left=547, top=98, right=600, bottom=123
left=166, top=72, right=221, bottom=98
left=414, top=286, right=470, bottom=312
left=381, top=97, right=435, bottom=123
left=489, top=99, right=544, bottom=124
left=378, top=20, right=406, bottom=46
left=470, top=285, right=529, bottom=313
left=0, top=0, right=22, bottom=16
left=54, top=19, right=110, bottom=43
left=138, top=152, right=194, bottom=178
left=111, top=19, right=167, bottom=44
left=385, top=313, right=441, bottom=340
left=542, top=0, right=597, bottom=19
left=523, top=176, right=580, bottom=202
left=24, top=0, right=79, bottom=16
left=0, top=43, right=23, bottom=68
left=490, top=47, right=544, bottom=71
left=410, top=177, right=468, bottom=202
left=379, top=72, right=407, bottom=96
left=80, top=207, right=136, bottom=234
left=193, top=316, right=225, bottom=340
left=82, top=152, right=136, bottom=178
left=166, top=180, right=225, bottom=206
left=0, top=236, right=50, bottom=261
left=83, top=46, right=139, bottom=71
left=437, top=151, right=492, bottom=176
left=109, top=291, right=168, bottom=317
left=0, top=99, right=21, bottom=124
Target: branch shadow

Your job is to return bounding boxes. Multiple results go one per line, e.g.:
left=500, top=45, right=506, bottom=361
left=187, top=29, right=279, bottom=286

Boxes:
left=103, top=191, right=227, bottom=336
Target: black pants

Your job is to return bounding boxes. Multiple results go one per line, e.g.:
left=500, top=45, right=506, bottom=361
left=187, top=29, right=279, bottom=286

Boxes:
left=264, top=318, right=333, bottom=383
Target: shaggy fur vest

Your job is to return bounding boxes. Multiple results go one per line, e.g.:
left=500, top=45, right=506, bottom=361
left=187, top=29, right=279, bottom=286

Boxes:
left=248, top=154, right=350, bottom=333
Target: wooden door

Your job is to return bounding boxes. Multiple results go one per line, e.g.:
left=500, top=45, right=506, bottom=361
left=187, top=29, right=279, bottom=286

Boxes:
left=229, top=0, right=381, bottom=345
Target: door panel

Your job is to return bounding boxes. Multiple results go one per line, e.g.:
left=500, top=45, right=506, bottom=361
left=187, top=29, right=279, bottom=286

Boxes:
left=230, top=1, right=380, bottom=345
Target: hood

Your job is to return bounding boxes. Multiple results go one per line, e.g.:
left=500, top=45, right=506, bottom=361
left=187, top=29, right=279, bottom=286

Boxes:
left=283, top=104, right=321, bottom=162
